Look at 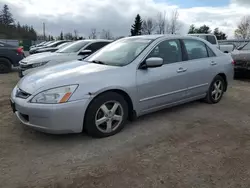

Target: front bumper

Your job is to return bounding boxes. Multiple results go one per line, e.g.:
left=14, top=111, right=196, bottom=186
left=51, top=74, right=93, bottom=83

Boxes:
left=11, top=88, right=91, bottom=134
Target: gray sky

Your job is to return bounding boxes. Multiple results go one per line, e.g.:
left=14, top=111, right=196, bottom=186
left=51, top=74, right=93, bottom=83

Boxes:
left=0, top=0, right=249, bottom=38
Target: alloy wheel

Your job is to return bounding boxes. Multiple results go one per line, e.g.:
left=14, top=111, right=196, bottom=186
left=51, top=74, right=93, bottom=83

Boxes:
left=95, top=101, right=124, bottom=133
left=211, top=80, right=223, bottom=101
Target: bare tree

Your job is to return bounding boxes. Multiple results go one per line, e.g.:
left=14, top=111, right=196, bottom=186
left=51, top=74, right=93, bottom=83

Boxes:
left=88, top=28, right=97, bottom=39
left=235, top=16, right=250, bottom=39
left=73, top=29, right=78, bottom=40
left=100, top=29, right=113, bottom=39
left=168, top=9, right=181, bottom=34
left=156, top=11, right=167, bottom=34
left=142, top=18, right=156, bottom=34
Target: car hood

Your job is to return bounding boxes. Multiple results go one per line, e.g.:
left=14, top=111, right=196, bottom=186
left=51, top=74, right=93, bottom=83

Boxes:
left=17, top=60, right=118, bottom=94
left=21, top=52, right=76, bottom=64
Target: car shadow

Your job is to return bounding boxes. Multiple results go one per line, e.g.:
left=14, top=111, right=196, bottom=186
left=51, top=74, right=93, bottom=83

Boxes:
left=19, top=100, right=202, bottom=143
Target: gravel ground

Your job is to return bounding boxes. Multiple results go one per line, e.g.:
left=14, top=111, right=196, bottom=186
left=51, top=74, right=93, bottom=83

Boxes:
left=1, top=71, right=250, bottom=188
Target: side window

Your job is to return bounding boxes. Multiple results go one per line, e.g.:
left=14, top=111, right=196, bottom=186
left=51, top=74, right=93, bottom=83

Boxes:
left=86, top=42, right=109, bottom=52
left=206, top=46, right=216, bottom=57
left=183, top=39, right=208, bottom=60
left=147, top=39, right=182, bottom=64
left=207, top=35, right=217, bottom=45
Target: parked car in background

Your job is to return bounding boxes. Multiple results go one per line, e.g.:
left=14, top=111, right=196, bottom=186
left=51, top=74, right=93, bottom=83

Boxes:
left=231, top=41, right=250, bottom=76
left=33, top=42, right=72, bottom=54
left=29, top=41, right=47, bottom=49
left=188, top=34, right=235, bottom=53
left=29, top=40, right=70, bottom=54
left=11, top=35, right=234, bottom=137
left=29, top=41, right=53, bottom=51
left=219, top=44, right=235, bottom=53
left=19, top=39, right=112, bottom=77
left=0, top=41, right=25, bottom=73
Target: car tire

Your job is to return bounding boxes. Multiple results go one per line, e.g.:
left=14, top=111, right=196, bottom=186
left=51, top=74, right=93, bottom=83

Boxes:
left=0, top=58, right=11, bottom=73
left=84, top=92, right=128, bottom=138
left=204, top=75, right=225, bottom=104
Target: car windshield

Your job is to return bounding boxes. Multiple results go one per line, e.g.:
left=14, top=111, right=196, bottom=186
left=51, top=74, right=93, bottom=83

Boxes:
left=46, top=41, right=61, bottom=47
left=44, top=41, right=53, bottom=46
left=56, top=42, right=72, bottom=49
left=241, top=42, right=250, bottom=50
left=237, top=42, right=249, bottom=50
left=56, top=41, right=90, bottom=53
left=85, top=38, right=152, bottom=66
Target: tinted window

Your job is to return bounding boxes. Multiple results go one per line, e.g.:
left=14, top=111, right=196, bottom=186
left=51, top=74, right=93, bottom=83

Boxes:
left=207, top=46, right=216, bottom=57
left=56, top=41, right=90, bottom=53
left=147, top=39, right=182, bottom=64
left=183, top=39, right=208, bottom=60
left=85, top=42, right=110, bottom=52
left=207, top=35, right=217, bottom=44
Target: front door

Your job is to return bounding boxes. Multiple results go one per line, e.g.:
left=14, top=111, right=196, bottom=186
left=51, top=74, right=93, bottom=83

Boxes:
left=136, top=39, right=188, bottom=113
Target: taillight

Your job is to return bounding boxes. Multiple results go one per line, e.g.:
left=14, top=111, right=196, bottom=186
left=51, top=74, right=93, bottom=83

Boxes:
left=17, top=47, right=23, bottom=55
left=232, top=60, right=236, bottom=65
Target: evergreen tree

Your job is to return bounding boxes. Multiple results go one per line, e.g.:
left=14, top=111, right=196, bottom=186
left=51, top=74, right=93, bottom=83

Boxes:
left=187, top=24, right=211, bottom=34
left=0, top=4, right=14, bottom=25
left=188, top=24, right=197, bottom=34
left=131, top=14, right=143, bottom=36
left=60, top=31, right=64, bottom=40
left=213, top=28, right=227, bottom=40
left=198, top=25, right=211, bottom=34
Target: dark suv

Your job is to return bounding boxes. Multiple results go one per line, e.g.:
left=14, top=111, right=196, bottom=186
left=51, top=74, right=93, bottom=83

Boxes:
left=0, top=41, right=25, bottom=73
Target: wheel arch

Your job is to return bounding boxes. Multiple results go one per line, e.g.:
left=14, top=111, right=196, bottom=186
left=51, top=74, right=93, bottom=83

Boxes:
left=83, top=89, right=136, bottom=130
left=0, top=56, right=13, bottom=65
left=217, top=73, right=227, bottom=91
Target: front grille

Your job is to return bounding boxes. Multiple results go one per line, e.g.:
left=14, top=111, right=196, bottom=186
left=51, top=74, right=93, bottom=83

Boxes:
left=16, top=88, right=31, bottom=99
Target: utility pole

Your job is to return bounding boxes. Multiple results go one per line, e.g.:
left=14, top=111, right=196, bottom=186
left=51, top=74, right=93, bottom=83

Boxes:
left=43, top=22, right=46, bottom=41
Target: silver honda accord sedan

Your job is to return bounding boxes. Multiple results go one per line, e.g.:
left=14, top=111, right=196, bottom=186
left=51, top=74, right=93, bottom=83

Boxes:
left=10, top=35, right=234, bottom=137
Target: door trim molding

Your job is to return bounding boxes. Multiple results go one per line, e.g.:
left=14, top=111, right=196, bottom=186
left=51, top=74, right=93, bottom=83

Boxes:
left=139, top=83, right=208, bottom=102
left=139, top=87, right=187, bottom=102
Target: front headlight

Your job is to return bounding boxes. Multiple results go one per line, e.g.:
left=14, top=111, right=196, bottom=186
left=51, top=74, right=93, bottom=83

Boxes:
left=32, top=61, right=49, bottom=68
left=30, top=85, right=78, bottom=104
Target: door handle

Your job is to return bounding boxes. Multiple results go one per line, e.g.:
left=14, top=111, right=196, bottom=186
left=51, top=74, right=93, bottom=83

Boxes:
left=177, top=67, right=187, bottom=73
left=211, top=61, right=217, bottom=66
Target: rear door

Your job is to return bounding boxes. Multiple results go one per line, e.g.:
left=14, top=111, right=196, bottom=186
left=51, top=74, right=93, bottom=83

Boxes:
left=181, top=39, right=217, bottom=98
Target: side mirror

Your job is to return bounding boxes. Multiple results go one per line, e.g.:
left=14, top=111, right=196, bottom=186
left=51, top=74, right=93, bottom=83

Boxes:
left=140, top=57, right=163, bottom=69
left=79, top=49, right=92, bottom=55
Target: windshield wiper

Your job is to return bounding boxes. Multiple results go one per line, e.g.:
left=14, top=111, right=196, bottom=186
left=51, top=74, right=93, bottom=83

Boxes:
left=89, top=60, right=106, bottom=65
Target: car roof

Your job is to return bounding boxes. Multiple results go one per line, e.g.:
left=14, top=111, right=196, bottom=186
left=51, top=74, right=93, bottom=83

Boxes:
left=122, top=34, right=210, bottom=41
left=82, top=39, right=113, bottom=42
left=188, top=33, right=215, bottom=36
